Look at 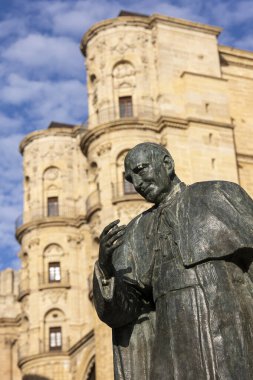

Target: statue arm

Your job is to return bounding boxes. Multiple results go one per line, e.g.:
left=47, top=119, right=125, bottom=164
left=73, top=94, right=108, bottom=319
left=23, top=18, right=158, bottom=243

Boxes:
left=93, top=262, right=151, bottom=328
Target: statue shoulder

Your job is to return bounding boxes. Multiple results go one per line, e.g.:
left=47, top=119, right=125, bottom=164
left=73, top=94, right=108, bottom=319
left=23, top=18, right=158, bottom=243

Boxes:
left=185, top=180, right=249, bottom=200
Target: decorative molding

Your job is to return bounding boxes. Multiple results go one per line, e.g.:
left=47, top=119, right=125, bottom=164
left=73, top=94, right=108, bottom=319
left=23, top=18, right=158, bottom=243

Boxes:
left=113, top=62, right=135, bottom=78
left=96, top=142, right=112, bottom=156
left=81, top=14, right=221, bottom=56
left=42, top=289, right=67, bottom=304
left=80, top=116, right=188, bottom=156
left=44, top=243, right=63, bottom=257
left=19, top=126, right=85, bottom=155
left=16, top=216, right=87, bottom=243
left=28, top=238, right=40, bottom=249
left=43, top=167, right=59, bottom=180
left=67, top=234, right=84, bottom=245
left=237, top=153, right=253, bottom=164
left=111, top=34, right=136, bottom=55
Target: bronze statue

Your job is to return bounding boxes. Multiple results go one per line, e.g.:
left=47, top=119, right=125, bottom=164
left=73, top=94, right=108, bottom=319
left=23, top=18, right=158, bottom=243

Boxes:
left=93, top=142, right=253, bottom=379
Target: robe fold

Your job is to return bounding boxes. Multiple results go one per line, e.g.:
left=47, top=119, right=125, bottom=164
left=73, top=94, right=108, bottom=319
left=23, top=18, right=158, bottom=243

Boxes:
left=93, top=181, right=253, bottom=379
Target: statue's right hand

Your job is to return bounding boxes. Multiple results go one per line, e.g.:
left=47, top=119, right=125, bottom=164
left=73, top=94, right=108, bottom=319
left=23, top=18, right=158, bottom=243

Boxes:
left=98, top=219, right=126, bottom=279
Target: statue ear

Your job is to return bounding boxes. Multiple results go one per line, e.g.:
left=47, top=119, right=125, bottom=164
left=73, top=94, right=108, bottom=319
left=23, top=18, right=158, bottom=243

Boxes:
left=163, top=155, right=174, bottom=176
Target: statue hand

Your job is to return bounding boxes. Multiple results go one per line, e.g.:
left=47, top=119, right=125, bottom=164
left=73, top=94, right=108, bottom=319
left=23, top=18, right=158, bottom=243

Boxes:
left=98, top=219, right=126, bottom=279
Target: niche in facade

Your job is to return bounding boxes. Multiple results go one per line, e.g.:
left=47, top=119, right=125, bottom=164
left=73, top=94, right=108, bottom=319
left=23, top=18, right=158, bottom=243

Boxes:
left=112, top=61, right=136, bottom=119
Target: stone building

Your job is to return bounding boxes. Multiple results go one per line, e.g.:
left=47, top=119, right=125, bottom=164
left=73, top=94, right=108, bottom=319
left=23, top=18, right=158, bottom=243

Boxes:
left=0, top=10, right=253, bottom=380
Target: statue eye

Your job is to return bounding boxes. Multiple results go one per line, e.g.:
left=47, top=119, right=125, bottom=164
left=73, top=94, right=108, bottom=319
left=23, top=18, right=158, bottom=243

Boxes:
left=135, top=164, right=148, bottom=174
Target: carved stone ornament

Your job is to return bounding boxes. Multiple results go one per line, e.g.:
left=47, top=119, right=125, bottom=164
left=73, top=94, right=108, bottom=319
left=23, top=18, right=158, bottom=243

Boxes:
left=67, top=234, right=84, bottom=245
left=113, top=62, right=135, bottom=79
left=28, top=238, right=40, bottom=249
left=96, top=38, right=107, bottom=54
left=42, top=289, right=67, bottom=304
left=96, top=142, right=112, bottom=156
left=44, top=244, right=64, bottom=258
left=43, top=167, right=59, bottom=180
left=111, top=35, right=136, bottom=55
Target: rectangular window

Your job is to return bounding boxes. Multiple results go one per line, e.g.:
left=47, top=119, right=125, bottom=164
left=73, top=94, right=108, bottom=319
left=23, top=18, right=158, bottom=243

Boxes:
left=49, top=327, right=62, bottom=351
left=123, top=173, right=136, bottom=195
left=119, top=96, right=133, bottom=118
left=47, top=197, right=59, bottom=216
left=48, top=262, right=61, bottom=282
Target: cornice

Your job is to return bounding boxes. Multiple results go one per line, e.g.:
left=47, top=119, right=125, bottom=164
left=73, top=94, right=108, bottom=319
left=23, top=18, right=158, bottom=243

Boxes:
left=18, top=330, right=94, bottom=369
left=219, top=44, right=253, bottom=70
left=149, top=14, right=221, bottom=36
left=19, top=125, right=87, bottom=155
left=68, top=330, right=94, bottom=356
left=80, top=16, right=151, bottom=55
left=187, top=117, right=233, bottom=129
left=15, top=216, right=87, bottom=243
left=81, top=14, right=221, bottom=56
left=80, top=118, right=169, bottom=156
left=80, top=115, right=233, bottom=156
left=181, top=71, right=227, bottom=82
left=0, top=315, right=22, bottom=327
left=18, top=351, right=69, bottom=368
left=237, top=153, right=253, bottom=164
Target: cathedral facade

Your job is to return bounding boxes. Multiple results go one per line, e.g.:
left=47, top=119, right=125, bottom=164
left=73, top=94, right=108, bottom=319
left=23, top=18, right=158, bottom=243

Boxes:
left=0, top=10, right=253, bottom=380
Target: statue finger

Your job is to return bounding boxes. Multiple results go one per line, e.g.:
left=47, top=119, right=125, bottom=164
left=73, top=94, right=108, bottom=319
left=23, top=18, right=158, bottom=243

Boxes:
left=112, top=237, right=124, bottom=249
left=102, top=219, right=120, bottom=235
left=107, top=229, right=125, bottom=246
left=107, top=224, right=126, bottom=238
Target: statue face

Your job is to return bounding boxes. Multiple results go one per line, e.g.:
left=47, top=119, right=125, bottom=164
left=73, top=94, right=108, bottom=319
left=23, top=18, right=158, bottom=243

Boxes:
left=125, top=148, right=172, bottom=204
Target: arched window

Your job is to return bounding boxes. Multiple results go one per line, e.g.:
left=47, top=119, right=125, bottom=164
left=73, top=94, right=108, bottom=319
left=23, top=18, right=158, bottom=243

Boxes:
left=112, top=61, right=136, bottom=119
left=44, top=309, right=66, bottom=352
left=87, top=363, right=95, bottom=380
left=43, top=167, right=61, bottom=217
left=83, top=358, right=96, bottom=380
left=41, top=244, right=64, bottom=286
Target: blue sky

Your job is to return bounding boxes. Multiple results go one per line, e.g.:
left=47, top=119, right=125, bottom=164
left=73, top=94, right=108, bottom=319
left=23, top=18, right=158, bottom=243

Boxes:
left=0, top=0, right=252, bottom=270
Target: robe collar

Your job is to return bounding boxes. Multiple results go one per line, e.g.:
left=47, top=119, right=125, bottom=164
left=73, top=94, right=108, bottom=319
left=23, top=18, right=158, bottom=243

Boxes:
left=157, top=181, right=187, bottom=209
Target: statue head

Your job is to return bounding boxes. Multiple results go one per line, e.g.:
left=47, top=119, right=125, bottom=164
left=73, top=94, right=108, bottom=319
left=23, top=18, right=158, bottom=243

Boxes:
left=124, top=142, right=177, bottom=205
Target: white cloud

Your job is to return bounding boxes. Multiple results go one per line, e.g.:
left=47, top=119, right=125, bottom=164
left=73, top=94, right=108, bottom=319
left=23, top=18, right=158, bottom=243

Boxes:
left=29, top=0, right=121, bottom=37
left=0, top=112, right=23, bottom=135
left=0, top=17, right=27, bottom=39
left=0, top=133, right=23, bottom=269
left=1, top=74, right=87, bottom=128
left=3, top=33, right=83, bottom=78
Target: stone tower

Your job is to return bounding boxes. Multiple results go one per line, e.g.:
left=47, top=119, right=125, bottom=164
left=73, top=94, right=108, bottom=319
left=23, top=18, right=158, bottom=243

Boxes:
left=15, top=123, right=96, bottom=380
